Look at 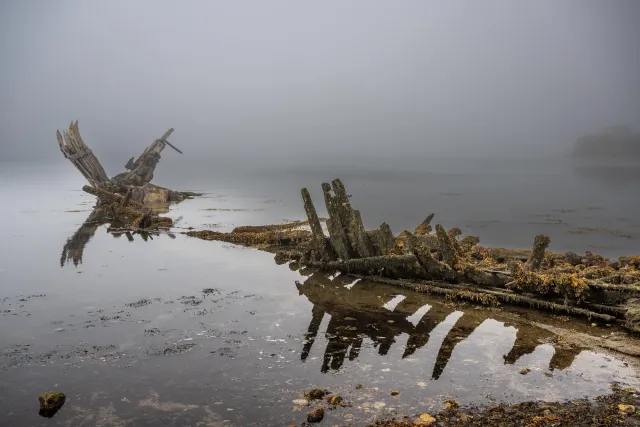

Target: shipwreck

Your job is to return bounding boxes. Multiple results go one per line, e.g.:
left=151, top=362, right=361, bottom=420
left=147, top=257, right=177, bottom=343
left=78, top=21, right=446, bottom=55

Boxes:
left=57, top=121, right=198, bottom=230
left=57, top=121, right=197, bottom=266
left=187, top=178, right=640, bottom=336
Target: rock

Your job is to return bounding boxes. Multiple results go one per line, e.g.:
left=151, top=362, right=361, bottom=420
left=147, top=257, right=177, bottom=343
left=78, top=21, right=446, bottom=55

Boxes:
left=307, top=407, right=324, bottom=423
left=304, top=388, right=330, bottom=401
left=390, top=390, right=400, bottom=396
left=326, top=395, right=344, bottom=407
left=38, top=391, right=66, bottom=418
left=618, top=404, right=636, bottom=414
left=519, top=368, right=531, bottom=375
left=356, top=384, right=365, bottom=390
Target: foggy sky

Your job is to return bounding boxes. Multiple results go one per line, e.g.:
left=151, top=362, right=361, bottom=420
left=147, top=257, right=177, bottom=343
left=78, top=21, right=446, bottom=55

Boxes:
left=1, top=0, right=639, bottom=164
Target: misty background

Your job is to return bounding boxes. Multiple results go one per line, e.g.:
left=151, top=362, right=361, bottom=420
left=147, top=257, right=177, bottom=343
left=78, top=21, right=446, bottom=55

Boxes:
left=1, top=0, right=639, bottom=170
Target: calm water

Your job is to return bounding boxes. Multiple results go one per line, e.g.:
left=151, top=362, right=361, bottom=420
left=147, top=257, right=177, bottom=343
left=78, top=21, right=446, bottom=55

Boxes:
left=1, top=157, right=640, bottom=426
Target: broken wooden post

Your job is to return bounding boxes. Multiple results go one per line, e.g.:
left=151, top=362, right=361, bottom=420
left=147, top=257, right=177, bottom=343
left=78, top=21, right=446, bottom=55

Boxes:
left=301, top=188, right=334, bottom=260
left=57, top=121, right=111, bottom=188
left=526, top=234, right=551, bottom=271
left=435, top=224, right=461, bottom=269
left=367, top=223, right=396, bottom=256
left=302, top=188, right=325, bottom=245
left=322, top=182, right=353, bottom=260
left=415, top=213, right=435, bottom=235
left=332, top=179, right=374, bottom=258
left=112, top=128, right=181, bottom=187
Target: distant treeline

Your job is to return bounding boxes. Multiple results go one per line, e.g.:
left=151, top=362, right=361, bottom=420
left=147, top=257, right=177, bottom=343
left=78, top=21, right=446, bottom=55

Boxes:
left=572, top=126, right=640, bottom=158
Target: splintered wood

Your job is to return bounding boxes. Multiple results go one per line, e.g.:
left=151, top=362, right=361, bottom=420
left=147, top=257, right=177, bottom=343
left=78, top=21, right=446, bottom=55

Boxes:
left=56, top=121, right=110, bottom=188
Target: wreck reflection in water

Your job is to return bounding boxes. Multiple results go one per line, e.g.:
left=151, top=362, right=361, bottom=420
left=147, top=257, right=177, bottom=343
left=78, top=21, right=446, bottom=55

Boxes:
left=295, top=268, right=584, bottom=378
left=60, top=209, right=175, bottom=267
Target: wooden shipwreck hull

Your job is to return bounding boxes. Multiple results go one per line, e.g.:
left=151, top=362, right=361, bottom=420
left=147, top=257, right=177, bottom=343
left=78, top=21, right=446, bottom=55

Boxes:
left=56, top=121, right=199, bottom=233
left=186, top=177, right=640, bottom=333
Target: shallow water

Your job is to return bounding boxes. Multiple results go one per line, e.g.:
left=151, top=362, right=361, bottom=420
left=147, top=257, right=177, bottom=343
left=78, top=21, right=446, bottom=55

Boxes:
left=1, top=158, right=640, bottom=426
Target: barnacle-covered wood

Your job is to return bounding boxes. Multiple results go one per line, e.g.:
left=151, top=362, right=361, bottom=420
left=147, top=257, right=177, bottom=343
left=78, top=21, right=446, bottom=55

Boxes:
left=414, top=213, right=434, bottom=235
left=526, top=234, right=551, bottom=271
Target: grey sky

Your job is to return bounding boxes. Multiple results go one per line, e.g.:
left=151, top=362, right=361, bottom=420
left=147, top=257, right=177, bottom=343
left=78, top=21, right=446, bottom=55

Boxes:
left=1, top=0, right=639, bottom=164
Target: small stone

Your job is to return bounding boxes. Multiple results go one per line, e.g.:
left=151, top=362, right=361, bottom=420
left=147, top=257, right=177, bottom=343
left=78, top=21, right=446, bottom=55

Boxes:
left=519, top=368, right=531, bottom=375
left=373, top=402, right=386, bottom=410
left=591, top=323, right=597, bottom=327
left=307, top=407, right=324, bottom=423
left=390, top=390, right=400, bottom=396
left=38, top=391, right=66, bottom=418
left=326, top=395, right=344, bottom=406
left=619, top=404, right=636, bottom=414
left=356, top=384, right=365, bottom=390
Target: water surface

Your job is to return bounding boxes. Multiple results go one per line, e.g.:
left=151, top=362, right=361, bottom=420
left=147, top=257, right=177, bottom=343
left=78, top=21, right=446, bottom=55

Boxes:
left=1, top=158, right=639, bottom=426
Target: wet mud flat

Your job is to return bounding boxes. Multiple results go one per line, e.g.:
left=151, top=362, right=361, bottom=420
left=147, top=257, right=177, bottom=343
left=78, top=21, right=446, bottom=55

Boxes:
left=2, top=261, right=640, bottom=426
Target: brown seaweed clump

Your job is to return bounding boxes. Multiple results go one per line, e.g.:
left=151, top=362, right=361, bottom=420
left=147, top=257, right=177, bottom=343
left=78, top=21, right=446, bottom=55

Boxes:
left=186, top=227, right=312, bottom=249
left=304, top=388, right=331, bottom=401
left=508, top=263, right=589, bottom=302
left=550, top=273, right=589, bottom=303
left=372, top=386, right=639, bottom=426
left=508, top=262, right=551, bottom=295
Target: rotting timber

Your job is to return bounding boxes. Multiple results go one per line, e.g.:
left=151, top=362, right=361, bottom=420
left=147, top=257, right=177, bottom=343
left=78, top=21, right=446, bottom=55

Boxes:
left=57, top=121, right=199, bottom=232
left=186, top=177, right=640, bottom=333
